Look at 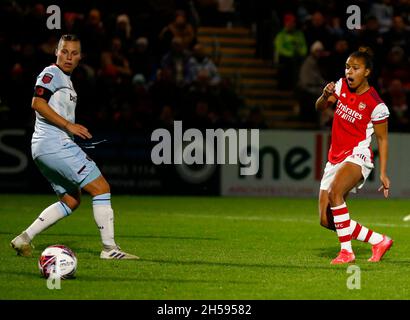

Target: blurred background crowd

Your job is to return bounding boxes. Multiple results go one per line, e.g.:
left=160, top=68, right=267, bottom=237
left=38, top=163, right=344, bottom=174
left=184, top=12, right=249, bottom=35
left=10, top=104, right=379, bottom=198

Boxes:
left=0, top=0, right=409, bottom=132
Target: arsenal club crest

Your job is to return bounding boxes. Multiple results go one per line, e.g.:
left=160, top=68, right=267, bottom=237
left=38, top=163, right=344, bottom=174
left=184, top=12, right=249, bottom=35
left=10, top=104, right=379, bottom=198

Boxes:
left=35, top=87, right=44, bottom=96
left=41, top=73, right=53, bottom=84
left=358, top=102, right=367, bottom=111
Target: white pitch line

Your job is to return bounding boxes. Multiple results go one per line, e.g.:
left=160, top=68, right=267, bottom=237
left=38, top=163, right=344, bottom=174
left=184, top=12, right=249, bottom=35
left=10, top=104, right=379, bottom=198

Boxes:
left=173, top=213, right=410, bottom=228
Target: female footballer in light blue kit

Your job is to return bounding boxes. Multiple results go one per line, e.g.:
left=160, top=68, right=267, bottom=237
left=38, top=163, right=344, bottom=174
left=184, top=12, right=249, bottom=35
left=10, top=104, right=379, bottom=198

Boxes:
left=11, top=34, right=138, bottom=259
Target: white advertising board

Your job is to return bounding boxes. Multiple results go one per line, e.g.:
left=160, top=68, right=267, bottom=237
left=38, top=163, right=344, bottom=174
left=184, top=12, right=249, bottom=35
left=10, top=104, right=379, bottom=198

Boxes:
left=221, top=130, right=410, bottom=198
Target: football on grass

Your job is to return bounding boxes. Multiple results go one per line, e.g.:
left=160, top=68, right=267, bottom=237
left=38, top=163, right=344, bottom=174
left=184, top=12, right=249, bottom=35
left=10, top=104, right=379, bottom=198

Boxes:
left=38, top=245, right=77, bottom=279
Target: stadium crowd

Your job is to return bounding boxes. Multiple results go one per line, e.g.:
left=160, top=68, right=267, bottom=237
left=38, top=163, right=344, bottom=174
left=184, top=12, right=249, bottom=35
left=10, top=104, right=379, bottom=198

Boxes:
left=0, top=0, right=409, bottom=132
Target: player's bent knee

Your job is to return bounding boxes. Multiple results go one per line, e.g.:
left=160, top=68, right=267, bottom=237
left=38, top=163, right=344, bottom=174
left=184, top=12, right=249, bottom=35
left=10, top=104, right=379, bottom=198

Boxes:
left=62, top=198, right=80, bottom=211
left=83, top=175, right=111, bottom=196
left=101, top=179, right=110, bottom=194
left=327, top=186, right=343, bottom=205
left=95, top=177, right=110, bottom=195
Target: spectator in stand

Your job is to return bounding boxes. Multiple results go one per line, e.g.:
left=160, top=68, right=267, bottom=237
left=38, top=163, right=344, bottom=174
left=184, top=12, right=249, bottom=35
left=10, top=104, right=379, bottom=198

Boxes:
left=370, top=0, right=394, bottom=33
left=328, top=16, right=345, bottom=39
left=100, top=36, right=132, bottom=124
left=297, top=41, right=327, bottom=126
left=274, top=13, right=307, bottom=90
left=8, top=42, right=41, bottom=125
left=175, top=0, right=201, bottom=31
left=324, top=39, right=350, bottom=80
left=357, top=15, right=385, bottom=82
left=78, top=8, right=106, bottom=69
left=358, top=15, right=384, bottom=49
left=383, top=15, right=410, bottom=56
left=160, top=36, right=191, bottom=88
left=150, top=66, right=182, bottom=114
left=380, top=46, right=410, bottom=90
left=303, top=11, right=333, bottom=51
left=24, top=3, right=48, bottom=45
left=125, top=74, right=155, bottom=130
left=101, top=36, right=132, bottom=83
left=187, top=43, right=221, bottom=86
left=62, top=12, right=82, bottom=34
left=183, top=53, right=224, bottom=128
left=128, top=37, right=156, bottom=83
left=395, top=0, right=410, bottom=25
left=382, top=79, right=410, bottom=132
left=114, top=14, right=133, bottom=53
left=159, top=10, right=196, bottom=52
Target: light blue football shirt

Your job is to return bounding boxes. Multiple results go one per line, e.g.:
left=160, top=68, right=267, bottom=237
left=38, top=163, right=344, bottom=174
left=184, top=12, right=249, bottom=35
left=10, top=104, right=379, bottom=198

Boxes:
left=31, top=64, right=77, bottom=159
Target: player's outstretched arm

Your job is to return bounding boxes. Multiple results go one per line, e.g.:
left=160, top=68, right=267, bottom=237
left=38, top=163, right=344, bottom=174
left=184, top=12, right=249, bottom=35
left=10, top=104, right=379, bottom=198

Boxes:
left=374, top=121, right=390, bottom=198
left=32, top=97, right=92, bottom=140
left=315, top=82, right=337, bottom=111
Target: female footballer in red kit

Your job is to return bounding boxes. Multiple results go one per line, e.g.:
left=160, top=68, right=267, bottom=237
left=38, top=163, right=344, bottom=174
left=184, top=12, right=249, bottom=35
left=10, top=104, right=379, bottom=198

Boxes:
left=316, top=47, right=393, bottom=264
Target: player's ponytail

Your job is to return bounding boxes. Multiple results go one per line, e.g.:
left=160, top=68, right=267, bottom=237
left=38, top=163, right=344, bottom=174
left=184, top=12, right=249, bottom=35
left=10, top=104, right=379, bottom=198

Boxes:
left=349, top=46, right=374, bottom=75
left=358, top=46, right=373, bottom=57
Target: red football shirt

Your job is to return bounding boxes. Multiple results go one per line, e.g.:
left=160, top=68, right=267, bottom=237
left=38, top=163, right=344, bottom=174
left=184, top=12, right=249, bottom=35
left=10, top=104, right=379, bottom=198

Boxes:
left=328, top=78, right=390, bottom=164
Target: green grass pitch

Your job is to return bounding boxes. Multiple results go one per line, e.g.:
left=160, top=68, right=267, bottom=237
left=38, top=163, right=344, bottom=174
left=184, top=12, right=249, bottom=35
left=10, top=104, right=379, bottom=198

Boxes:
left=1, top=194, right=410, bottom=300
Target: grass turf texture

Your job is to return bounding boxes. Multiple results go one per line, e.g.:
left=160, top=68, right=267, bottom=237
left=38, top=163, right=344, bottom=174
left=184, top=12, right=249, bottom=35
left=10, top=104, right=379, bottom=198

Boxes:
left=1, top=194, right=410, bottom=300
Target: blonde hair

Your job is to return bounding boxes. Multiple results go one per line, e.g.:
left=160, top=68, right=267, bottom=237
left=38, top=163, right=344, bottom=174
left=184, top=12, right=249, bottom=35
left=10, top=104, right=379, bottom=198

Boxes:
left=57, top=34, right=81, bottom=51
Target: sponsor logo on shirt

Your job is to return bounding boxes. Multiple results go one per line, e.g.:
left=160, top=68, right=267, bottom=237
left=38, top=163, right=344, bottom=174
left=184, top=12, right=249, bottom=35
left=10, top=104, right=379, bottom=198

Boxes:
left=335, top=100, right=363, bottom=123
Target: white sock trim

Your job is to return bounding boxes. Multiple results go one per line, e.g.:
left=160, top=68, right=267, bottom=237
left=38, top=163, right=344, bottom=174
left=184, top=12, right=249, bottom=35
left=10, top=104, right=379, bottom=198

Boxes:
left=59, top=201, right=72, bottom=216
left=92, top=193, right=111, bottom=206
left=330, top=202, right=347, bottom=210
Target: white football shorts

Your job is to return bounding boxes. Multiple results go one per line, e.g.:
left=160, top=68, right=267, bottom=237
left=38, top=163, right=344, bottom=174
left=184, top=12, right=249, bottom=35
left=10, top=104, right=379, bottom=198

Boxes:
left=34, top=141, right=101, bottom=196
left=320, top=151, right=374, bottom=193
